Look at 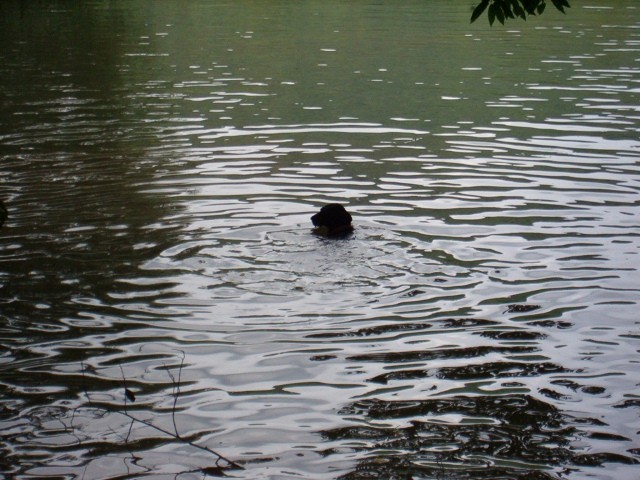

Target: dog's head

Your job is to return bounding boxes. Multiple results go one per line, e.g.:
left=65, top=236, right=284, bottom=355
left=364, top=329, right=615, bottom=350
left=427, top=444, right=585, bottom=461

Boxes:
left=311, top=204, right=353, bottom=235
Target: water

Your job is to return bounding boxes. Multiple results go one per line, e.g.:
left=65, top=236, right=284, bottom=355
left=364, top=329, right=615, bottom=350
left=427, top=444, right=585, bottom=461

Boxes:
left=1, top=1, right=639, bottom=478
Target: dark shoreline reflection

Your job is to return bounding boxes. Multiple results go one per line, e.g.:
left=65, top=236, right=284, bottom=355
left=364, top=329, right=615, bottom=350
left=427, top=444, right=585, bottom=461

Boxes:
left=322, top=394, right=637, bottom=479
left=324, top=394, right=574, bottom=480
left=0, top=4, right=189, bottom=475
left=315, top=317, right=639, bottom=478
left=0, top=150, right=188, bottom=477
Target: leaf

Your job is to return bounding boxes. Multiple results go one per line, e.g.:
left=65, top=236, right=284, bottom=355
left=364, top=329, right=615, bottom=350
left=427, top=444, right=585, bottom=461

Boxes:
left=488, top=3, right=497, bottom=26
left=551, top=0, right=570, bottom=13
left=522, top=0, right=540, bottom=15
left=502, top=1, right=515, bottom=19
left=536, top=2, right=547, bottom=15
left=495, top=3, right=506, bottom=24
left=125, top=388, right=136, bottom=402
left=510, top=0, right=526, bottom=18
left=470, top=0, right=490, bottom=24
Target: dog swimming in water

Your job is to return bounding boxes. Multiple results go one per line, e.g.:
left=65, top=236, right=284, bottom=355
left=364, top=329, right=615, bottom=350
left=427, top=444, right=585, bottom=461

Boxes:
left=311, top=203, right=353, bottom=236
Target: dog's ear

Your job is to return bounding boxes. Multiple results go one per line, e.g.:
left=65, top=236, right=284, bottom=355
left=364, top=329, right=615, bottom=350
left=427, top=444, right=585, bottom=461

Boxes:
left=339, top=208, right=352, bottom=224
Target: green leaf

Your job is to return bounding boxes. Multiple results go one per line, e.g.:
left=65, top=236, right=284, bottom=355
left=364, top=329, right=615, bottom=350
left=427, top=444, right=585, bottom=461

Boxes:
left=551, top=0, right=570, bottom=13
left=510, top=0, right=526, bottom=18
left=536, top=2, right=547, bottom=15
left=488, top=3, right=497, bottom=26
left=502, top=1, right=515, bottom=19
left=495, top=3, right=506, bottom=24
left=522, top=0, right=540, bottom=15
left=470, top=0, right=490, bottom=24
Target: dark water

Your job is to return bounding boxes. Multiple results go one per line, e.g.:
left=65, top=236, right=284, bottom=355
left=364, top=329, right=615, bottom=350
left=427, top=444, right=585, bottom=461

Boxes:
left=1, top=1, right=639, bottom=478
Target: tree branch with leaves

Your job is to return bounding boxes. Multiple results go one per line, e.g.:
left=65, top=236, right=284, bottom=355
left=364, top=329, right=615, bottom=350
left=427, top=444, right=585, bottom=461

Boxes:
left=471, top=0, right=571, bottom=26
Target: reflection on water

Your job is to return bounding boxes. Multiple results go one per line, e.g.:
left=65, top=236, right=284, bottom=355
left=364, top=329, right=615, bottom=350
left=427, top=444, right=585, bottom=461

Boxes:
left=1, top=1, right=639, bottom=478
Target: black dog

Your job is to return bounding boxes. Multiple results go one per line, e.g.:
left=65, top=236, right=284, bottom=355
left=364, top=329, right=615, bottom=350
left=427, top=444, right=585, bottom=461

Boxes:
left=311, top=204, right=353, bottom=236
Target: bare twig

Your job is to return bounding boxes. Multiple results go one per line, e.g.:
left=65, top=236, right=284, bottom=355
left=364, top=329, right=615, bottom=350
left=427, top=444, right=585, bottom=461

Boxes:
left=112, top=408, right=242, bottom=469
left=78, top=357, right=242, bottom=471
left=170, top=350, right=185, bottom=439
left=80, top=362, right=92, bottom=406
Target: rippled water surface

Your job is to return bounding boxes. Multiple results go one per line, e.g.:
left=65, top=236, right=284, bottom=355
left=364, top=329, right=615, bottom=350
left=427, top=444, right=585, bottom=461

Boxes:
left=1, top=1, right=640, bottom=478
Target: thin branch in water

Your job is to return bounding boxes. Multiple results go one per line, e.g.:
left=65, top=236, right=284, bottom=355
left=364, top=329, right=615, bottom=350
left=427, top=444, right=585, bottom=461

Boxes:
left=111, top=407, right=242, bottom=469
left=125, top=417, right=135, bottom=444
left=80, top=362, right=93, bottom=407
left=172, top=350, right=185, bottom=440
left=77, top=355, right=243, bottom=471
left=119, top=365, right=129, bottom=414
left=163, top=350, right=185, bottom=439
